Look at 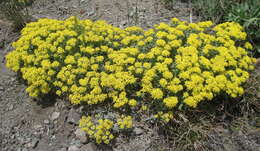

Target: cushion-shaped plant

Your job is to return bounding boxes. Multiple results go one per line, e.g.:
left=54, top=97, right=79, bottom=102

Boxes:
left=6, top=16, right=256, bottom=144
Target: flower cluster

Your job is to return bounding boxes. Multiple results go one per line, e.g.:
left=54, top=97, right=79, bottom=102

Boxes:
left=117, top=115, right=133, bottom=129
left=79, top=116, right=114, bottom=144
left=6, top=16, right=256, bottom=144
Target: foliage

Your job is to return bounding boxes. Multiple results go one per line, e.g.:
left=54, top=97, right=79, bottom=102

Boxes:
left=192, top=0, right=260, bottom=55
left=0, top=0, right=33, bottom=31
left=5, top=16, right=256, bottom=144
left=225, top=0, right=260, bottom=54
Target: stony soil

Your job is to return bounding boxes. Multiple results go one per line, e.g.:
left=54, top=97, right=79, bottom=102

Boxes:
left=0, top=0, right=259, bottom=151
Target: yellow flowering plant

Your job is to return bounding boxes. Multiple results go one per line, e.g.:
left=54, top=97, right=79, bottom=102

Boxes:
left=6, top=16, right=256, bottom=144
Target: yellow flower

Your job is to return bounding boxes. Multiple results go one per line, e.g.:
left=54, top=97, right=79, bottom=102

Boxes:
left=156, top=39, right=166, bottom=46
left=151, top=88, right=164, bottom=99
left=163, top=97, right=178, bottom=108
left=128, top=99, right=137, bottom=107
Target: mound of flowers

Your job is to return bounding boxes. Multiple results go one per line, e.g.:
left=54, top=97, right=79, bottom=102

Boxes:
left=6, top=16, right=256, bottom=144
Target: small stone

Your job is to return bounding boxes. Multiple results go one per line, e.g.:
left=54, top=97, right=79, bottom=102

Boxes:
left=68, top=145, right=80, bottom=151
left=31, top=139, right=39, bottom=148
left=67, top=109, right=80, bottom=125
left=17, top=147, right=22, bottom=151
left=10, top=134, right=15, bottom=139
left=0, top=86, right=4, bottom=91
left=81, top=142, right=97, bottom=151
left=44, top=119, right=50, bottom=124
left=58, top=148, right=67, bottom=151
left=256, top=58, right=260, bottom=66
left=134, top=127, right=143, bottom=135
left=22, top=148, right=28, bottom=151
left=75, top=128, right=87, bottom=143
left=8, top=104, right=14, bottom=110
left=50, top=112, right=60, bottom=121
left=26, top=138, right=39, bottom=148
left=257, top=92, right=260, bottom=98
left=34, top=124, right=43, bottom=129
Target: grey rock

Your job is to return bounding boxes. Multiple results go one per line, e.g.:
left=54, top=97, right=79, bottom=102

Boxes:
left=257, top=92, right=260, bottom=98
left=44, top=119, right=50, bottom=124
left=81, top=142, right=97, bottom=151
left=34, top=124, right=43, bottom=129
left=70, top=138, right=81, bottom=146
left=26, top=138, right=39, bottom=148
left=17, top=148, right=22, bottom=151
left=32, top=139, right=39, bottom=148
left=58, top=148, right=67, bottom=151
left=134, top=127, right=144, bottom=135
left=75, top=128, right=88, bottom=143
left=0, top=86, right=4, bottom=91
left=10, top=134, right=15, bottom=139
left=22, top=148, right=28, bottom=151
left=68, top=145, right=80, bottom=151
left=8, top=104, right=14, bottom=110
left=67, top=109, right=80, bottom=125
left=50, top=112, right=60, bottom=121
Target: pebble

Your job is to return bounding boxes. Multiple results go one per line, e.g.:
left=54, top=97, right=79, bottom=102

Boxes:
left=58, top=148, right=67, bottom=151
left=50, top=112, right=60, bottom=121
left=31, top=139, right=39, bottom=148
left=134, top=127, right=144, bottom=135
left=25, top=138, right=39, bottom=148
left=68, top=145, right=80, bottom=151
left=256, top=58, right=260, bottom=66
left=44, top=119, right=50, bottom=124
left=34, top=124, right=43, bottom=129
left=0, top=86, right=4, bottom=91
left=17, top=148, right=22, bottom=151
left=257, top=92, right=260, bottom=98
left=74, top=128, right=87, bottom=143
left=81, top=142, right=97, bottom=151
left=8, top=104, right=14, bottom=111
left=67, top=109, right=80, bottom=125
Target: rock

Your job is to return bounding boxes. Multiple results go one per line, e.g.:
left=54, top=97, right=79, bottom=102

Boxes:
left=31, top=139, right=39, bottom=148
left=44, top=119, right=50, bottom=124
left=257, top=92, right=260, bottom=98
left=17, top=148, right=22, bottom=151
left=50, top=112, right=60, bottom=121
left=134, top=127, right=144, bottom=135
left=67, top=109, right=81, bottom=125
left=8, top=104, right=14, bottom=111
left=75, top=128, right=88, bottom=143
left=81, top=142, right=97, bottom=151
left=68, top=145, right=80, bottom=151
left=22, top=148, right=28, bottom=151
left=34, top=124, right=43, bottom=129
left=26, top=138, right=39, bottom=148
left=58, top=148, right=67, bottom=151
left=256, top=58, right=260, bottom=66
left=0, top=86, right=4, bottom=91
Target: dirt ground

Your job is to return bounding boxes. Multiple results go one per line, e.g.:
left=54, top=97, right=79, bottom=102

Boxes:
left=0, top=0, right=259, bottom=151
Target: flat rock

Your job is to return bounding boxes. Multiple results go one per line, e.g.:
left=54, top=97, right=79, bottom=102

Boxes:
left=75, top=128, right=88, bottom=143
left=0, top=86, right=4, bottom=91
left=44, top=119, right=50, bottom=124
left=25, top=138, right=39, bottom=148
left=50, top=112, right=60, bottom=121
left=134, top=127, right=144, bottom=135
left=257, top=92, right=260, bottom=98
left=68, top=145, right=80, bottom=151
left=81, top=142, right=97, bottom=151
left=67, top=109, right=80, bottom=125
